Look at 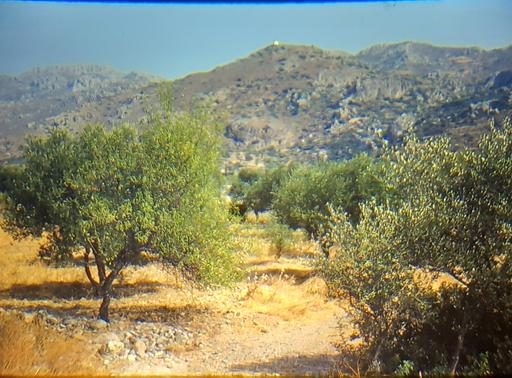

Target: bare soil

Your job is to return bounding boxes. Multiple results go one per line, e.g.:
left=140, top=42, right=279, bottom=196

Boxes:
left=0, top=225, right=352, bottom=376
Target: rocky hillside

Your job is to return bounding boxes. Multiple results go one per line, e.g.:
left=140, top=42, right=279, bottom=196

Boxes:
left=0, top=65, right=160, bottom=160
left=1, top=42, right=511, bottom=169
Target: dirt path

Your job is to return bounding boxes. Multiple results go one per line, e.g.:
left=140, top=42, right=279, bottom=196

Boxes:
left=177, top=306, right=341, bottom=375
left=116, top=308, right=343, bottom=375
left=114, top=273, right=349, bottom=376
left=1, top=226, right=351, bottom=376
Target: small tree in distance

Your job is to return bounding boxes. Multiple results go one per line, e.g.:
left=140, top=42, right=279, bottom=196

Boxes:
left=1, top=85, right=239, bottom=321
left=272, top=154, right=386, bottom=256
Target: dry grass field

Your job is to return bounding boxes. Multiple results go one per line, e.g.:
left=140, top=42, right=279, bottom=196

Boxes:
left=0, top=230, right=104, bottom=375
left=0, top=218, right=350, bottom=376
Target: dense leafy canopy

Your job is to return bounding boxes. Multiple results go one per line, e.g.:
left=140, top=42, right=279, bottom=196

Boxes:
left=272, top=155, right=386, bottom=247
left=245, top=164, right=295, bottom=215
left=1, top=89, right=239, bottom=320
left=321, top=118, right=512, bottom=375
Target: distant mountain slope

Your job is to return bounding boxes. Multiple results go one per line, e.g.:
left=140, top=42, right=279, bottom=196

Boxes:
left=0, top=65, right=161, bottom=159
left=0, top=43, right=511, bottom=169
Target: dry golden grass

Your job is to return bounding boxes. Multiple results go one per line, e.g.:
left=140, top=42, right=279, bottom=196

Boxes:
left=248, top=258, right=314, bottom=280
left=231, top=220, right=321, bottom=264
left=279, top=236, right=321, bottom=259
left=0, top=311, right=103, bottom=376
left=0, top=218, right=337, bottom=373
left=244, top=211, right=272, bottom=224
left=228, top=219, right=332, bottom=322
left=119, top=263, right=186, bottom=287
left=240, top=276, right=334, bottom=321
left=0, top=226, right=187, bottom=293
left=0, top=229, right=88, bottom=293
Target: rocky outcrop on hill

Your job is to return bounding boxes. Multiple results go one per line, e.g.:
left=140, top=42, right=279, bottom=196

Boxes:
left=0, top=42, right=511, bottom=169
left=0, top=65, right=160, bottom=160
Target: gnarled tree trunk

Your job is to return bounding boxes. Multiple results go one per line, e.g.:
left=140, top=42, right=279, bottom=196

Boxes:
left=97, top=233, right=140, bottom=321
left=99, top=285, right=112, bottom=322
left=98, top=261, right=125, bottom=322
left=450, top=307, right=469, bottom=376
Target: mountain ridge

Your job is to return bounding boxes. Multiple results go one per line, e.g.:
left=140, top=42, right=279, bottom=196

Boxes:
left=0, top=42, right=511, bottom=169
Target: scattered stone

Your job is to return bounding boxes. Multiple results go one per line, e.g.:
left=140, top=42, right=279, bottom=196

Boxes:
left=46, top=314, right=59, bottom=325
left=174, top=331, right=189, bottom=344
left=96, top=332, right=120, bottom=345
left=89, top=319, right=108, bottom=330
left=133, top=340, right=147, bottom=358
left=105, top=340, right=125, bottom=355
left=121, top=349, right=130, bottom=359
left=63, top=318, right=79, bottom=327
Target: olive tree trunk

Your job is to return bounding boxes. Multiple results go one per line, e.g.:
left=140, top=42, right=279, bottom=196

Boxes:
left=98, top=262, right=124, bottom=322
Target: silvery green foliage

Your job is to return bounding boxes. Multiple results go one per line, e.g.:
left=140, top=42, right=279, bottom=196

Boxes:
left=321, top=118, right=512, bottom=374
left=272, top=154, right=386, bottom=241
left=2, top=85, right=240, bottom=320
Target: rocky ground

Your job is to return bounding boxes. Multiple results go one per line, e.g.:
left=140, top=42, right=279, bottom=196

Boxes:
left=2, top=43, right=511, bottom=170
left=2, top=273, right=347, bottom=376
left=0, top=221, right=353, bottom=375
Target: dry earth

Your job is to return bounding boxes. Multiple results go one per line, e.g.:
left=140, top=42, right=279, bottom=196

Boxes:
left=0, top=221, right=352, bottom=376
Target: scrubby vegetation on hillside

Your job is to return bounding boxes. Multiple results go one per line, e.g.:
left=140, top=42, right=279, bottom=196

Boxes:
left=231, top=154, right=387, bottom=256
left=1, top=75, right=510, bottom=374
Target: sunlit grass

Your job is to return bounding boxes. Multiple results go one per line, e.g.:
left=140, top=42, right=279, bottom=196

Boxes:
left=0, top=230, right=88, bottom=292
left=0, top=311, right=103, bottom=376
left=239, top=276, right=336, bottom=322
left=0, top=217, right=338, bottom=374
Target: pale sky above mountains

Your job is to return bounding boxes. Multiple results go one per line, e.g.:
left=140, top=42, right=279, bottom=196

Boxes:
left=0, top=0, right=511, bottom=79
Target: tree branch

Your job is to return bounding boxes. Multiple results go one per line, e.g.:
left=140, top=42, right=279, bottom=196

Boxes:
left=91, top=240, right=106, bottom=283
left=83, top=247, right=99, bottom=292
left=431, top=266, right=469, bottom=289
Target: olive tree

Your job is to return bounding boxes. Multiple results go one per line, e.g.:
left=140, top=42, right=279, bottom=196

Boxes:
left=321, top=118, right=512, bottom=374
left=272, top=155, right=386, bottom=255
left=1, top=91, right=239, bottom=321
left=244, top=164, right=295, bottom=215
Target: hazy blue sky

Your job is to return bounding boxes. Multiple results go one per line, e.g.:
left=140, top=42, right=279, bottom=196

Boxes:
left=0, top=0, right=511, bottom=79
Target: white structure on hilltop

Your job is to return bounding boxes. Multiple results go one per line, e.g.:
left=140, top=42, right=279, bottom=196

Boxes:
left=272, top=40, right=280, bottom=46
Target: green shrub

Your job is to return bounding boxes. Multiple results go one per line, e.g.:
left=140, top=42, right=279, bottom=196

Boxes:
left=272, top=154, right=387, bottom=255
left=321, top=118, right=512, bottom=375
left=237, top=166, right=265, bottom=184
left=266, top=220, right=295, bottom=259
left=320, top=205, right=426, bottom=373
left=245, top=164, right=295, bottom=215
left=226, top=166, right=266, bottom=217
